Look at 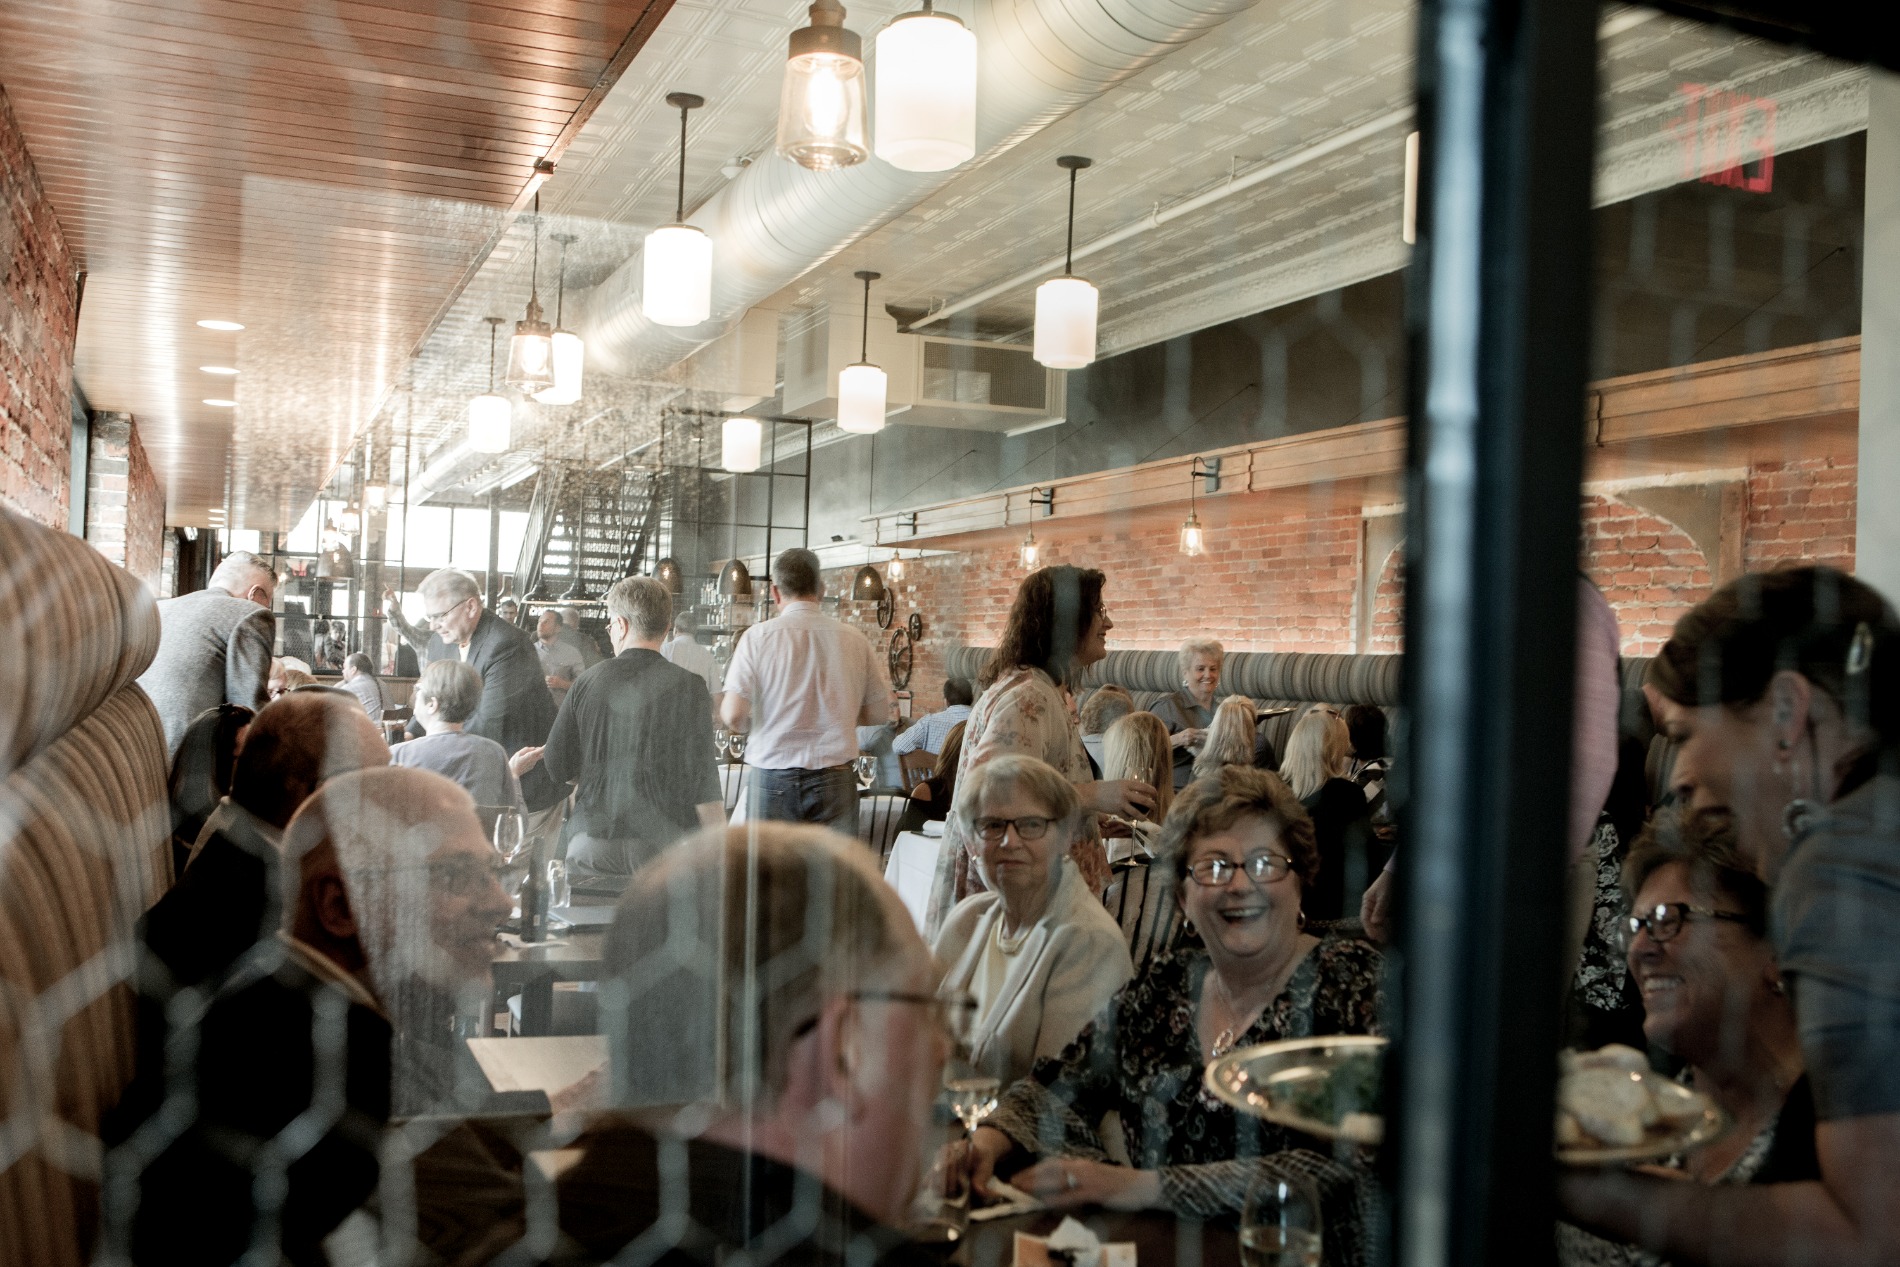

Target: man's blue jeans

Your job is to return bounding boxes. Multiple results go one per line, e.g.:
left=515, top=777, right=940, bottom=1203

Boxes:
left=749, top=765, right=859, bottom=838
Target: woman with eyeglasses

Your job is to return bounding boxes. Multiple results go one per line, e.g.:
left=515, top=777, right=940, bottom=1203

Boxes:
left=924, top=565, right=1158, bottom=937
left=1559, top=805, right=1815, bottom=1267
left=946, top=766, right=1382, bottom=1255
left=932, top=755, right=1134, bottom=1085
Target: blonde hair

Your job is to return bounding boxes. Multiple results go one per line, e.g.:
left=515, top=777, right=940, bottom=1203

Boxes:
left=1192, top=696, right=1256, bottom=780
left=1101, top=711, right=1173, bottom=823
left=1280, top=710, right=1351, bottom=799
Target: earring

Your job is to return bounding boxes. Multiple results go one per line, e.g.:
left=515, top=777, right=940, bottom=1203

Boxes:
left=1769, top=978, right=1788, bottom=998
left=1297, top=910, right=1307, bottom=931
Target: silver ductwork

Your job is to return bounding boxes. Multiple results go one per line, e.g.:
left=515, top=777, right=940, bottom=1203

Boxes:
left=578, top=0, right=1261, bottom=377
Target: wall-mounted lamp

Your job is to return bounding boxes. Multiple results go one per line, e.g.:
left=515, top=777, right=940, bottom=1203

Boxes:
left=888, top=550, right=906, bottom=581
left=896, top=510, right=919, bottom=534
left=1020, top=527, right=1040, bottom=571
left=1180, top=457, right=1220, bottom=557
left=1028, top=486, right=1055, bottom=516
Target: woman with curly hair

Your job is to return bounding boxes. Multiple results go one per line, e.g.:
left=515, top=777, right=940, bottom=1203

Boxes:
left=923, top=565, right=1157, bottom=936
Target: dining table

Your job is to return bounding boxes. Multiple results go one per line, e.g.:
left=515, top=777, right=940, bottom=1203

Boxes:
left=959, top=1208, right=1241, bottom=1267
left=489, top=926, right=609, bottom=1036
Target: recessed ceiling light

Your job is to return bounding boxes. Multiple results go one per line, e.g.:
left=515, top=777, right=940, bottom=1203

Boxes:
left=199, top=365, right=238, bottom=375
left=196, top=319, right=245, bottom=331
left=203, top=398, right=237, bottom=407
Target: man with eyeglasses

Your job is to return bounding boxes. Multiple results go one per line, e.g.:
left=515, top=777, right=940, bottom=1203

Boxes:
left=138, top=549, right=278, bottom=757
left=543, top=822, right=950, bottom=1266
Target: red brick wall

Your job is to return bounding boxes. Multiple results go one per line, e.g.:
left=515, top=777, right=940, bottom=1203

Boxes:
left=830, top=454, right=1862, bottom=696
left=0, top=85, right=77, bottom=529
left=86, top=411, right=165, bottom=592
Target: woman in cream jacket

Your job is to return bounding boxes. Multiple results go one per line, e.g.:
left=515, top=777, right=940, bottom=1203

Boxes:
left=934, top=755, right=1134, bottom=1085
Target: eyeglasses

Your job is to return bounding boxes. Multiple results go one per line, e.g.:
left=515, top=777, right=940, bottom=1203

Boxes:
left=1619, top=902, right=1754, bottom=948
left=424, top=597, right=470, bottom=625
left=972, top=815, right=1053, bottom=843
left=1187, top=852, right=1294, bottom=887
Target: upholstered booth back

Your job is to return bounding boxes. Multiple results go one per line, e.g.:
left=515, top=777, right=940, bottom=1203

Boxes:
left=1, top=507, right=171, bottom=1267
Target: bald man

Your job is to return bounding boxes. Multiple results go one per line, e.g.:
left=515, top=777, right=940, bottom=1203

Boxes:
left=140, top=689, right=391, bottom=990
left=104, top=767, right=510, bottom=1266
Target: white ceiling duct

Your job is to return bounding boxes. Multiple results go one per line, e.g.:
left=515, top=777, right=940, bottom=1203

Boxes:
left=578, top=0, right=1261, bottom=377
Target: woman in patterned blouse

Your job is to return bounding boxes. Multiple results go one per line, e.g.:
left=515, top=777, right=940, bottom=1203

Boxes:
left=923, top=566, right=1158, bottom=936
left=945, top=766, right=1384, bottom=1261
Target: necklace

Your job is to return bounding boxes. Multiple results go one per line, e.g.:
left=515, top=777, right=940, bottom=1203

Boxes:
left=1206, top=970, right=1267, bottom=1059
left=995, top=919, right=1032, bottom=955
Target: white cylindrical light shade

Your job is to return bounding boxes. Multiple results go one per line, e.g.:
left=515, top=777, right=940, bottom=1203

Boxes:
left=1033, top=276, right=1099, bottom=369
left=469, top=393, right=512, bottom=453
left=534, top=330, right=585, bottom=404
left=643, top=224, right=713, bottom=327
left=777, top=52, right=869, bottom=171
left=874, top=13, right=976, bottom=172
left=836, top=362, right=889, bottom=433
left=722, top=417, right=763, bottom=472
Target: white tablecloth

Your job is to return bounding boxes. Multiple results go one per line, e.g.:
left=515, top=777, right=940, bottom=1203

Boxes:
left=884, top=830, right=940, bottom=934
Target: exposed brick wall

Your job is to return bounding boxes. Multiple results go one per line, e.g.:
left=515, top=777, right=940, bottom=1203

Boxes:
left=85, top=411, right=165, bottom=593
left=1369, top=545, right=1404, bottom=654
left=0, top=85, right=77, bottom=529
left=1580, top=495, right=1714, bottom=655
left=1744, top=457, right=1856, bottom=574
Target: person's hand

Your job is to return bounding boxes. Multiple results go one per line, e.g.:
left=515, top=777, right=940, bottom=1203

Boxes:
left=1360, top=868, right=1394, bottom=944
left=1013, top=1157, right=1162, bottom=1211
left=510, top=746, right=545, bottom=776
left=381, top=585, right=398, bottom=605
left=938, top=1125, right=1015, bottom=1198
left=1084, top=779, right=1157, bottom=820
left=549, top=1064, right=607, bottom=1116
left=1100, top=817, right=1134, bottom=839
left=546, top=674, right=571, bottom=690
left=1168, top=728, right=1202, bottom=751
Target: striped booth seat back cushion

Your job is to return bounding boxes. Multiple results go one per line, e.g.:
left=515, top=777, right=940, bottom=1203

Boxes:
left=1, top=506, right=170, bottom=1267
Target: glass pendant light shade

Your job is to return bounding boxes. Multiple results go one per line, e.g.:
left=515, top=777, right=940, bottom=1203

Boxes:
left=337, top=503, right=362, bottom=536
left=364, top=482, right=388, bottom=512
left=1020, top=528, right=1039, bottom=570
left=1179, top=510, right=1206, bottom=557
left=643, top=223, right=713, bottom=327
left=837, top=362, right=888, bottom=433
left=722, top=417, right=763, bottom=472
left=777, top=0, right=868, bottom=171
left=874, top=7, right=976, bottom=172
left=888, top=550, right=905, bottom=581
left=534, top=330, right=585, bottom=404
left=506, top=307, right=555, bottom=392
left=469, top=393, right=512, bottom=453
left=1034, top=275, right=1099, bottom=370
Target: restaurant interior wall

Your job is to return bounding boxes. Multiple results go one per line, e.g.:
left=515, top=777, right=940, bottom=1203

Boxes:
left=792, top=133, right=1863, bottom=549
left=0, top=83, right=76, bottom=531
left=82, top=410, right=164, bottom=595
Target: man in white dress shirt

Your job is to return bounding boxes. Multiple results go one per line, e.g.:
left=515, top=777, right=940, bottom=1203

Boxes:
left=721, top=549, right=891, bottom=835
left=661, top=609, right=722, bottom=710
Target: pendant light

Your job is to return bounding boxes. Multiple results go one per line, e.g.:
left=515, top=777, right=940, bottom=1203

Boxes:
left=888, top=550, right=905, bottom=581
left=364, top=481, right=388, bottom=512
left=722, top=417, right=763, bottom=472
left=654, top=557, right=684, bottom=594
left=534, top=233, right=584, bottom=404
left=718, top=558, right=754, bottom=596
left=873, top=0, right=976, bottom=172
left=1034, top=156, right=1100, bottom=370
left=505, top=194, right=556, bottom=393
left=1180, top=456, right=1218, bottom=556
left=776, top=0, right=868, bottom=171
left=645, top=93, right=714, bottom=328
left=837, top=270, right=888, bottom=434
left=851, top=563, right=886, bottom=602
left=1019, top=527, right=1040, bottom=570
left=337, top=502, right=362, bottom=536
left=469, top=317, right=512, bottom=454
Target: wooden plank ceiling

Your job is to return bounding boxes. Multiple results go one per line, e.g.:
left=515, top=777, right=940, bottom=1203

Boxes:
left=0, top=0, right=672, bottom=530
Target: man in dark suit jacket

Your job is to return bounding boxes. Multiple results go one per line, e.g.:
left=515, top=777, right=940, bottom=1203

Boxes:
left=412, top=569, right=561, bottom=809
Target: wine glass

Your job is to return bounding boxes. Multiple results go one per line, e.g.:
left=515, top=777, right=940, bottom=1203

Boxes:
left=854, top=754, right=878, bottom=791
left=944, top=1073, right=999, bottom=1138
left=729, top=732, right=747, bottom=763
left=491, top=807, right=528, bottom=910
left=1239, top=1173, right=1322, bottom=1267
left=715, top=729, right=732, bottom=762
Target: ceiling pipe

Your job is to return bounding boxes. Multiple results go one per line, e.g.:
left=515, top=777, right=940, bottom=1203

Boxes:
left=577, top=0, right=1262, bottom=377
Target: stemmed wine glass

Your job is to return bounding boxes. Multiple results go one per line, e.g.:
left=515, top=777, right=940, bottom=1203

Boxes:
left=1239, top=1173, right=1323, bottom=1267
left=715, top=729, right=733, bottom=762
left=728, top=731, right=747, bottom=763
left=854, top=754, right=879, bottom=791
left=491, top=806, right=529, bottom=913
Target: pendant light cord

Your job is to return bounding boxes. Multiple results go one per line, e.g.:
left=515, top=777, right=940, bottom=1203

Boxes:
left=530, top=191, right=541, bottom=302
left=676, top=104, right=689, bottom=223
left=487, top=321, right=496, bottom=390
left=1065, top=165, right=1078, bottom=275
left=860, top=274, right=872, bottom=361
left=555, top=237, right=568, bottom=327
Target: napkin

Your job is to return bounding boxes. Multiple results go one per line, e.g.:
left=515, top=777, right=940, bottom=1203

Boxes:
left=1012, top=1217, right=1137, bottom=1267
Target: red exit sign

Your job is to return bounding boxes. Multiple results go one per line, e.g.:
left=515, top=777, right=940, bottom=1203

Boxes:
left=1669, top=83, right=1777, bottom=193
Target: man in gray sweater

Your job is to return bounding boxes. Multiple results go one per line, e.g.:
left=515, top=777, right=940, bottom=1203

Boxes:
left=137, top=550, right=277, bottom=757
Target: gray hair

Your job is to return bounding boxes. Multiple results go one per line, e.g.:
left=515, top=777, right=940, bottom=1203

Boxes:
left=771, top=548, right=823, bottom=599
left=606, top=576, right=672, bottom=641
left=601, top=823, right=925, bottom=1108
left=210, top=549, right=273, bottom=593
left=417, top=568, right=480, bottom=607
left=674, top=609, right=697, bottom=635
left=1177, top=638, right=1225, bottom=680
left=415, top=658, right=484, bottom=724
left=951, top=754, right=1081, bottom=838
